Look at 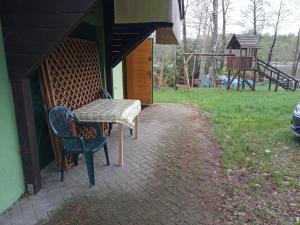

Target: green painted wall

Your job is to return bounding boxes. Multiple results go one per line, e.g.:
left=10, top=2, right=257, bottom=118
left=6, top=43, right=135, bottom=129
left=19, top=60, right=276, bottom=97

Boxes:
left=0, top=20, right=24, bottom=214
left=113, top=62, right=124, bottom=99
left=114, top=0, right=169, bottom=23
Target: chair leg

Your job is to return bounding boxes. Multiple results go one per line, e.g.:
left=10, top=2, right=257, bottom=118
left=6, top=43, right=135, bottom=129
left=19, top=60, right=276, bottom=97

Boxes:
left=104, top=143, right=109, bottom=165
left=84, top=152, right=95, bottom=186
left=60, top=151, right=65, bottom=182
left=89, top=153, right=95, bottom=185
left=108, top=123, right=113, bottom=136
left=74, top=153, right=79, bottom=166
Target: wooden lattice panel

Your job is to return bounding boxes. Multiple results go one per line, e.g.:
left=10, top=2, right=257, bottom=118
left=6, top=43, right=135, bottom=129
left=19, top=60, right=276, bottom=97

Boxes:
left=42, top=37, right=102, bottom=110
left=39, top=37, right=103, bottom=170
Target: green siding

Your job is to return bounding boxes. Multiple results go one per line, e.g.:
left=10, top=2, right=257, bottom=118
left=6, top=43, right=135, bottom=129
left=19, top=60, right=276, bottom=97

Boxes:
left=113, top=62, right=124, bottom=99
left=114, top=0, right=169, bottom=23
left=0, top=20, right=24, bottom=214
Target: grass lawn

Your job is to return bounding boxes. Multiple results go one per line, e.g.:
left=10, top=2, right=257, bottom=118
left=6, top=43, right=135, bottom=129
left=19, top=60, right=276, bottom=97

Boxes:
left=154, top=86, right=300, bottom=223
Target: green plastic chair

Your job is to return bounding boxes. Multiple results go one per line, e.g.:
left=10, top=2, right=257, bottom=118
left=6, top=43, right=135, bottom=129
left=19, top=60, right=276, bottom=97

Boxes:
left=48, top=106, right=109, bottom=186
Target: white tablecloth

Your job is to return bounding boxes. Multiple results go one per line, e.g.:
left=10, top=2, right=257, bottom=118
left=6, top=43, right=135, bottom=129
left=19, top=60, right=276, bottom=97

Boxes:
left=73, top=99, right=141, bottom=128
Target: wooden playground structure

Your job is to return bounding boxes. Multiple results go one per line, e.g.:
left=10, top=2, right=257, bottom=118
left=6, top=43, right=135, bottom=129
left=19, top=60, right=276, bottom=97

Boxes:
left=226, top=34, right=259, bottom=91
left=177, top=52, right=234, bottom=89
left=178, top=34, right=299, bottom=91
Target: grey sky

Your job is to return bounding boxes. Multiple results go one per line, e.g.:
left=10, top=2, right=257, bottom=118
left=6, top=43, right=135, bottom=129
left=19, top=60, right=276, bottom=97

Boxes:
left=186, top=0, right=300, bottom=37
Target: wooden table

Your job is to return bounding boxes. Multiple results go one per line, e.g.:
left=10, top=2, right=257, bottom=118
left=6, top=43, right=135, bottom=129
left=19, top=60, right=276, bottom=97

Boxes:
left=73, top=99, right=141, bottom=166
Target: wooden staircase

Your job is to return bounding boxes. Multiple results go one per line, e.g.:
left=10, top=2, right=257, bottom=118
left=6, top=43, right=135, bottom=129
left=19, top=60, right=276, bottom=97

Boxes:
left=111, top=23, right=162, bottom=67
left=106, top=0, right=171, bottom=67
left=256, top=59, right=299, bottom=91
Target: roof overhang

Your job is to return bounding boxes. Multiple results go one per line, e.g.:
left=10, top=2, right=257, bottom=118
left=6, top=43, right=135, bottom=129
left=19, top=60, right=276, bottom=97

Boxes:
left=227, top=34, right=261, bottom=49
left=114, top=0, right=181, bottom=44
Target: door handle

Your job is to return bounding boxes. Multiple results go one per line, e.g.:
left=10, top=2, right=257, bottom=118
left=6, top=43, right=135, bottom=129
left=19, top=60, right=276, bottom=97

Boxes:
left=148, top=71, right=152, bottom=78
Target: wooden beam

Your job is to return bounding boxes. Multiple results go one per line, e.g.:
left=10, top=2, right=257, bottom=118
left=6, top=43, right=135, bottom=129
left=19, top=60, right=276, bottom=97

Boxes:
left=184, top=53, right=193, bottom=64
left=183, top=54, right=191, bottom=89
left=183, top=53, right=235, bottom=57
left=294, top=80, right=298, bottom=91
left=175, top=84, right=190, bottom=89
left=112, top=33, right=141, bottom=39
left=11, top=79, right=42, bottom=194
left=134, top=116, right=138, bottom=139
left=275, top=72, right=279, bottom=92
left=227, top=69, right=231, bottom=90
left=103, top=0, right=113, bottom=95
left=253, top=70, right=256, bottom=91
left=228, top=74, right=237, bottom=88
left=191, top=55, right=196, bottom=88
left=242, top=70, right=246, bottom=90
left=118, top=123, right=124, bottom=166
left=112, top=23, right=159, bottom=30
left=227, top=48, right=232, bottom=90
left=112, top=23, right=159, bottom=67
left=241, top=76, right=254, bottom=90
left=269, top=79, right=272, bottom=90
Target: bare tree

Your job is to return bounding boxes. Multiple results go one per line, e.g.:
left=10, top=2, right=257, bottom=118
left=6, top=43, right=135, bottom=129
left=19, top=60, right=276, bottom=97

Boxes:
left=189, top=0, right=213, bottom=87
left=182, top=0, right=189, bottom=53
left=220, top=0, right=231, bottom=70
left=267, top=0, right=290, bottom=65
left=192, top=1, right=204, bottom=50
left=292, top=28, right=300, bottom=77
left=182, top=0, right=191, bottom=87
left=159, top=50, right=165, bottom=85
left=240, top=0, right=269, bottom=38
left=209, top=0, right=219, bottom=87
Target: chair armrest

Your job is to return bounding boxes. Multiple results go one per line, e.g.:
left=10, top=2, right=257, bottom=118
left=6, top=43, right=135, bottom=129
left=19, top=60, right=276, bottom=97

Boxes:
left=76, top=122, right=102, bottom=138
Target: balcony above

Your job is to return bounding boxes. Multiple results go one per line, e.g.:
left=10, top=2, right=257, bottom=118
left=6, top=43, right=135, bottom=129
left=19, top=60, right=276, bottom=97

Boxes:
left=114, top=0, right=182, bottom=44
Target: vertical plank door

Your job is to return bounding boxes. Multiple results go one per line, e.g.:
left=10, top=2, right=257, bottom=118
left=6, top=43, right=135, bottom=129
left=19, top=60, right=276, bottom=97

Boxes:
left=126, top=38, right=153, bottom=104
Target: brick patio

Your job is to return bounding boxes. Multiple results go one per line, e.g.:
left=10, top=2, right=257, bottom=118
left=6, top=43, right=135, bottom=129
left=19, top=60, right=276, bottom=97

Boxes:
left=0, top=104, right=222, bottom=225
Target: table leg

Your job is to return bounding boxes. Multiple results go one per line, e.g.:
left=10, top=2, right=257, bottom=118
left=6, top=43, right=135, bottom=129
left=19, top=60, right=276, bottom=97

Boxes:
left=100, top=122, right=104, bottom=135
left=134, top=116, right=138, bottom=139
left=118, top=122, right=124, bottom=166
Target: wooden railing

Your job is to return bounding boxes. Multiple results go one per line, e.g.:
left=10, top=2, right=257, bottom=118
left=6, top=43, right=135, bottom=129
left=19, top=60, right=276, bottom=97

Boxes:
left=227, top=56, right=253, bottom=71
left=257, top=59, right=299, bottom=91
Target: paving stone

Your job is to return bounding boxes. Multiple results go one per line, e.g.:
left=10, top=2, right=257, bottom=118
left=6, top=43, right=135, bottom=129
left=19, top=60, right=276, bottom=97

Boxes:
left=0, top=104, right=219, bottom=225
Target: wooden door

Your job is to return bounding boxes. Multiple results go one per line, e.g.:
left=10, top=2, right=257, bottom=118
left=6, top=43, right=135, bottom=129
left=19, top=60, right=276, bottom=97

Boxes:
left=126, top=38, right=153, bottom=104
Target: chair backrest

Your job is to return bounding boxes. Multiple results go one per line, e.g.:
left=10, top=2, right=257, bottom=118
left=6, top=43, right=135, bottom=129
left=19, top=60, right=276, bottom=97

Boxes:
left=48, top=106, right=77, bottom=140
left=101, top=89, right=112, bottom=99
